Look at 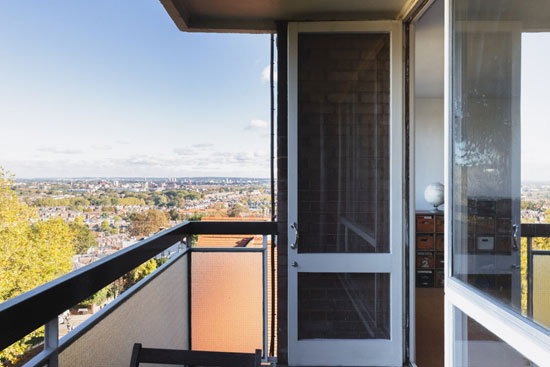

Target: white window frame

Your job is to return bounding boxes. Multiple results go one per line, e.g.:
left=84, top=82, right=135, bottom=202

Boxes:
left=443, top=0, right=550, bottom=365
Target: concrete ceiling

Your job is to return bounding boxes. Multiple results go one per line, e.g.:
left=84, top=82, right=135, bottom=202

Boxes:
left=414, top=0, right=444, bottom=99
left=160, top=0, right=416, bottom=32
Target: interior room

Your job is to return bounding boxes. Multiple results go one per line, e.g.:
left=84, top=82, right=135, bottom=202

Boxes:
left=412, top=0, right=445, bottom=366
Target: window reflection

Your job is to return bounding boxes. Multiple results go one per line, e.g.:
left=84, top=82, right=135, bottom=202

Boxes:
left=452, top=0, right=550, bottom=329
left=454, top=308, right=537, bottom=366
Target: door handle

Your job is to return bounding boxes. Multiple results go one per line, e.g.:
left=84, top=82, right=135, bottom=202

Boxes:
left=512, top=224, right=519, bottom=251
left=290, top=222, right=299, bottom=250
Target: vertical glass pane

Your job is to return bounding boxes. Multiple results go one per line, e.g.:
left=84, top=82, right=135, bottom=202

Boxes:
left=298, top=273, right=390, bottom=339
left=297, top=33, right=390, bottom=253
left=532, top=253, right=550, bottom=328
left=454, top=308, right=537, bottom=366
left=451, top=0, right=550, bottom=327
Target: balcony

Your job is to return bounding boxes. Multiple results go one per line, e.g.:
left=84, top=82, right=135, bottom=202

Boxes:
left=0, top=221, right=278, bottom=367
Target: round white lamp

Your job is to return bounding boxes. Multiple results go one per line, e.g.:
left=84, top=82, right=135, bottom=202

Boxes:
left=424, top=182, right=444, bottom=212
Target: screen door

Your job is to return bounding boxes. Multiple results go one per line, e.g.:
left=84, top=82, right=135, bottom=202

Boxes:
left=287, top=21, right=403, bottom=366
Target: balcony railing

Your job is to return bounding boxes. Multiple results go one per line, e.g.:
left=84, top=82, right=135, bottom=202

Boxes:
left=0, top=221, right=277, bottom=367
left=522, top=223, right=550, bottom=322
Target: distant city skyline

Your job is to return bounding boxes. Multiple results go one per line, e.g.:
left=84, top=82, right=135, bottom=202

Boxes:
left=0, top=1, right=273, bottom=178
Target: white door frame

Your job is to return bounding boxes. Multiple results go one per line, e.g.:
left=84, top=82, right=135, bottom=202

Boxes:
left=287, top=20, right=404, bottom=366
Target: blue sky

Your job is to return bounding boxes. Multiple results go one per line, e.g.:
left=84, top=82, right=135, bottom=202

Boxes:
left=0, top=1, right=273, bottom=178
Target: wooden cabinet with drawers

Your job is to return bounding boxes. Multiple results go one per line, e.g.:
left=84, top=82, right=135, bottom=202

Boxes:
left=416, top=211, right=444, bottom=288
left=415, top=211, right=445, bottom=367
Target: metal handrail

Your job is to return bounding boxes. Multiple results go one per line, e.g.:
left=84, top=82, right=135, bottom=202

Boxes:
left=0, top=220, right=277, bottom=352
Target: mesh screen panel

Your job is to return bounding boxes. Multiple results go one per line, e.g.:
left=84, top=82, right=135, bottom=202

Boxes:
left=191, top=252, right=263, bottom=354
left=298, top=272, right=390, bottom=339
left=58, top=254, right=189, bottom=367
left=297, top=33, right=391, bottom=254
left=533, top=255, right=550, bottom=328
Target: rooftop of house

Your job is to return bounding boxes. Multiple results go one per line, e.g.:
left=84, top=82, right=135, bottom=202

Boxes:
left=196, top=216, right=270, bottom=247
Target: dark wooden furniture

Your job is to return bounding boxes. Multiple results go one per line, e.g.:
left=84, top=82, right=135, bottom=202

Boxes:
left=416, top=211, right=444, bottom=288
left=415, top=211, right=444, bottom=367
left=129, top=344, right=262, bottom=367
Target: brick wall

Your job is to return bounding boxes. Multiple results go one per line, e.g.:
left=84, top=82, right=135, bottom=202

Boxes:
left=276, top=22, right=289, bottom=364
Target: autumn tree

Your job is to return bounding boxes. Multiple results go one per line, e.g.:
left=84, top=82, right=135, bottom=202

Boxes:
left=0, top=168, right=76, bottom=365
left=100, top=220, right=110, bottom=232
left=129, top=209, right=168, bottom=238
left=228, top=202, right=248, bottom=217
left=69, top=220, right=97, bottom=254
left=125, top=259, right=157, bottom=288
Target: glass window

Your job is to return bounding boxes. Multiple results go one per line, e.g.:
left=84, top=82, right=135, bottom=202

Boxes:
left=451, top=0, right=550, bottom=328
left=454, top=308, right=537, bottom=366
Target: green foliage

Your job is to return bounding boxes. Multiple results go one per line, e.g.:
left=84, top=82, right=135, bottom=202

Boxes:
left=154, top=194, right=168, bottom=206
left=100, top=220, right=110, bottom=232
left=129, top=209, right=168, bottom=237
left=118, top=197, right=146, bottom=206
left=168, top=208, right=182, bottom=221
left=186, top=213, right=204, bottom=221
left=34, top=197, right=90, bottom=208
left=0, top=168, right=75, bottom=365
left=69, top=222, right=97, bottom=254
left=156, top=257, right=169, bottom=267
left=79, top=286, right=109, bottom=307
left=123, top=259, right=157, bottom=291
left=228, top=202, right=248, bottom=217
left=184, top=191, right=201, bottom=201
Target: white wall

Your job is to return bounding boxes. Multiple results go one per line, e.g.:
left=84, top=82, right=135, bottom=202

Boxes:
left=414, top=0, right=444, bottom=211
left=415, top=98, right=444, bottom=211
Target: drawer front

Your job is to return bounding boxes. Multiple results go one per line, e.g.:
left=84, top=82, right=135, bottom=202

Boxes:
left=416, top=270, right=434, bottom=287
left=435, top=253, right=444, bottom=269
left=416, top=216, right=434, bottom=233
left=416, top=251, right=434, bottom=269
left=435, top=234, right=444, bottom=251
left=416, top=235, right=434, bottom=250
left=435, top=215, right=444, bottom=232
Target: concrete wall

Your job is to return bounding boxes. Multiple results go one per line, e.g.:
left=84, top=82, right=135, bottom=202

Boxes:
left=414, top=98, right=444, bottom=211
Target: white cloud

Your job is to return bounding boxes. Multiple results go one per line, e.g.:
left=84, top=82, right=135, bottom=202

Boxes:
left=91, top=144, right=112, bottom=150
left=37, top=147, right=83, bottom=155
left=191, top=143, right=214, bottom=148
left=261, top=65, right=277, bottom=83
left=247, top=119, right=269, bottom=130
left=173, top=147, right=197, bottom=156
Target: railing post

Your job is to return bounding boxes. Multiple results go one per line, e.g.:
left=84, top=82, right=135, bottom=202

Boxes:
left=262, top=235, right=268, bottom=361
left=186, top=235, right=192, bottom=351
left=45, top=318, right=59, bottom=367
left=527, top=236, right=533, bottom=318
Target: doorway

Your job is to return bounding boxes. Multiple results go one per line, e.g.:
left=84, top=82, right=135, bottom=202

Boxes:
left=287, top=21, right=404, bottom=366
left=409, top=0, right=445, bottom=366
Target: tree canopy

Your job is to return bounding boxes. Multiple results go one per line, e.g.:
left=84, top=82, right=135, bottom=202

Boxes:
left=0, top=168, right=76, bottom=364
left=129, top=209, right=169, bottom=237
